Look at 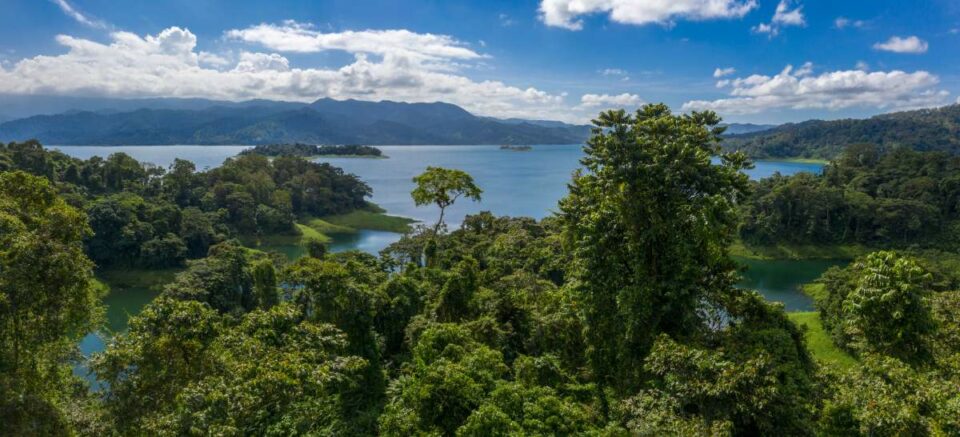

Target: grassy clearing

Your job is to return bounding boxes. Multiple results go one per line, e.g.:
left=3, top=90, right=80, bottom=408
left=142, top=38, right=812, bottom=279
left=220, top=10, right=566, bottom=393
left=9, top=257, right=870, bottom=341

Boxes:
left=787, top=311, right=857, bottom=370
left=303, top=217, right=355, bottom=235
left=321, top=210, right=416, bottom=233
left=731, top=240, right=868, bottom=260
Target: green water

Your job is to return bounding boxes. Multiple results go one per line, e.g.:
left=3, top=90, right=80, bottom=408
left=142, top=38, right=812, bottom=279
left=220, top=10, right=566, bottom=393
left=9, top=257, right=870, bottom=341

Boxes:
left=735, top=257, right=847, bottom=311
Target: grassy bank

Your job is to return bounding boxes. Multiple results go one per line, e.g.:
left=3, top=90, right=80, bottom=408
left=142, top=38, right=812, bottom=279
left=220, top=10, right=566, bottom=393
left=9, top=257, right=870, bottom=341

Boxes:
left=319, top=209, right=416, bottom=234
left=731, top=240, right=869, bottom=260
left=787, top=311, right=857, bottom=370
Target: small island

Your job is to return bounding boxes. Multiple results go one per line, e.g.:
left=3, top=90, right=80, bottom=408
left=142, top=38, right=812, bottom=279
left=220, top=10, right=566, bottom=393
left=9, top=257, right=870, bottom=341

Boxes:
left=241, top=143, right=385, bottom=158
left=499, top=144, right=533, bottom=151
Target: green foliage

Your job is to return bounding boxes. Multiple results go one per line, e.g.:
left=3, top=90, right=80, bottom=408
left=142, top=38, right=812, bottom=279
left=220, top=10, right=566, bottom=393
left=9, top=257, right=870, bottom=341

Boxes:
left=723, top=104, right=960, bottom=159
left=843, top=251, right=935, bottom=363
left=411, top=166, right=482, bottom=233
left=0, top=141, right=372, bottom=268
left=819, top=354, right=960, bottom=436
left=559, top=105, right=751, bottom=393
left=740, top=144, right=960, bottom=249
left=241, top=143, right=384, bottom=157
left=817, top=251, right=936, bottom=363
left=0, top=171, right=104, bottom=433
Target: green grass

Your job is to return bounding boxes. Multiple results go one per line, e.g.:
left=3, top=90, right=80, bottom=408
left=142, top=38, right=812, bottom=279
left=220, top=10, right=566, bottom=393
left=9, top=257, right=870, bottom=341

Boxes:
left=320, top=210, right=416, bottom=233
left=731, top=240, right=869, bottom=260
left=303, top=217, right=355, bottom=235
left=787, top=312, right=857, bottom=370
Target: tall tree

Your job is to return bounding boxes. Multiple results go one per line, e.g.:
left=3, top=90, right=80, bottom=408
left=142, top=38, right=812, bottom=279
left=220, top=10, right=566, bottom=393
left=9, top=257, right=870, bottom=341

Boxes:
left=559, top=105, right=750, bottom=395
left=0, top=171, right=103, bottom=432
left=411, top=166, right=482, bottom=234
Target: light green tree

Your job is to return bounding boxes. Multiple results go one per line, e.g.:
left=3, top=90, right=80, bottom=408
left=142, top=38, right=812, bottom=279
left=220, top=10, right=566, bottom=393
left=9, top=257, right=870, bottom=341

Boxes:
left=411, top=166, right=482, bottom=234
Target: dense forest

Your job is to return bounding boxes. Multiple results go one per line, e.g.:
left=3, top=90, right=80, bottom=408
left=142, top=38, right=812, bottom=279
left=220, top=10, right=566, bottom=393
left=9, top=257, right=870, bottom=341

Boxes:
left=723, top=104, right=960, bottom=159
left=3, top=105, right=960, bottom=435
left=739, top=142, right=960, bottom=249
left=0, top=140, right=371, bottom=268
left=241, top=144, right=384, bottom=158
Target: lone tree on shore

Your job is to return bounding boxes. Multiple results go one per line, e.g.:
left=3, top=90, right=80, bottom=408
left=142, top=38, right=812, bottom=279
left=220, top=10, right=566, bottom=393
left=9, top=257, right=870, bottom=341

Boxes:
left=411, top=166, right=482, bottom=234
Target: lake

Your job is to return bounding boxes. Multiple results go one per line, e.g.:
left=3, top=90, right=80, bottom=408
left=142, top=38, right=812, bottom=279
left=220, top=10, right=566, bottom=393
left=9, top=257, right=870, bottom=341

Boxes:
left=58, top=144, right=830, bottom=372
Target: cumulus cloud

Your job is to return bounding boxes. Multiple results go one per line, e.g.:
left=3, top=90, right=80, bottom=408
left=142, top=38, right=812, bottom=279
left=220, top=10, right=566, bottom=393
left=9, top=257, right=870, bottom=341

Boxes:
left=225, top=21, right=482, bottom=64
left=753, top=0, right=804, bottom=36
left=51, top=0, right=107, bottom=29
left=580, top=93, right=644, bottom=108
left=683, top=63, right=949, bottom=115
left=0, top=26, right=578, bottom=121
left=873, top=36, right=929, bottom=54
left=538, top=0, right=758, bottom=30
left=714, top=67, right=736, bottom=78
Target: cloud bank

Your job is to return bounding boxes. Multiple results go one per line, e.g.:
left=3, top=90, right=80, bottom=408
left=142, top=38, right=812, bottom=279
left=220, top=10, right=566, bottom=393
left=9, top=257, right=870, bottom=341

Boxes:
left=683, top=63, right=949, bottom=115
left=538, top=0, right=757, bottom=30
left=0, top=25, right=584, bottom=122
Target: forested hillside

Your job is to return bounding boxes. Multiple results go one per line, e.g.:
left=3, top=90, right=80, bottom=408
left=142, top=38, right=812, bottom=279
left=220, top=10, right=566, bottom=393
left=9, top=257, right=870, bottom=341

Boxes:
left=740, top=142, right=960, bottom=249
left=0, top=140, right=370, bottom=268
left=3, top=105, right=960, bottom=435
left=724, top=104, right=960, bottom=159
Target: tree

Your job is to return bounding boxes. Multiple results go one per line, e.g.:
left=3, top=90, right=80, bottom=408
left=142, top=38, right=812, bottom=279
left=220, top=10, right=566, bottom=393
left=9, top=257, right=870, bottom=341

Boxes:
left=559, top=105, right=750, bottom=395
left=0, top=171, right=103, bottom=432
left=843, top=251, right=935, bottom=362
left=411, top=167, right=482, bottom=234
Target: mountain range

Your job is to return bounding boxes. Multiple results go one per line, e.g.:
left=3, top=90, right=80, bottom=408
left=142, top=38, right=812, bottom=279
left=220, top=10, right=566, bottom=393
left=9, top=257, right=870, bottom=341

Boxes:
left=0, top=95, right=590, bottom=146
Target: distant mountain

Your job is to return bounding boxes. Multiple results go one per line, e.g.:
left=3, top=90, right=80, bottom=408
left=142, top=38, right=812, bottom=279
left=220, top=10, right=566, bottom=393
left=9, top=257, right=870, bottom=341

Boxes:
left=720, top=123, right=777, bottom=135
left=0, top=97, right=590, bottom=145
left=0, top=94, right=304, bottom=120
left=723, top=105, right=960, bottom=159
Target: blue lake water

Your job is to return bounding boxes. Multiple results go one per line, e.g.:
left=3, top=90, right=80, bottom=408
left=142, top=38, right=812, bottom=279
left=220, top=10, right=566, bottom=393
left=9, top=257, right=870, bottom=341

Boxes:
left=56, top=144, right=828, bottom=377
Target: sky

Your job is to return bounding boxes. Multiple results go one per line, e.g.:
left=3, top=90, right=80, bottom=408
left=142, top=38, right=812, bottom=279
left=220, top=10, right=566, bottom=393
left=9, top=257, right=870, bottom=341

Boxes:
left=0, top=0, right=958, bottom=124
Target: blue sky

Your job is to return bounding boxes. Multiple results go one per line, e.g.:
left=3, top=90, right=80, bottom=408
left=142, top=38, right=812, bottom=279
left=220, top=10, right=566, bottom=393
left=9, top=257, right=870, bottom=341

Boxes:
left=0, top=0, right=957, bottom=123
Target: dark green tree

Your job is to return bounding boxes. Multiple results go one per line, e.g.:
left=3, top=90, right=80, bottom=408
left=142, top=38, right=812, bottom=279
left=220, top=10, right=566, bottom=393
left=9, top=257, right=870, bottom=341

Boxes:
left=0, top=171, right=104, bottom=433
left=559, top=105, right=750, bottom=395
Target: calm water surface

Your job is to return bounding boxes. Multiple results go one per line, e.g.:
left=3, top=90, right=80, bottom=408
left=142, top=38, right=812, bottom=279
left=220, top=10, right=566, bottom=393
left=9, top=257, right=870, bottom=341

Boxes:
left=59, top=145, right=828, bottom=374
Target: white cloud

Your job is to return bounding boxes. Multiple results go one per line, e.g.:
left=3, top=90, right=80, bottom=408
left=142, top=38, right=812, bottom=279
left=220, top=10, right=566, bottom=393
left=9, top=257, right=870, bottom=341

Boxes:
left=873, top=35, right=929, bottom=54
left=0, top=26, right=580, bottom=122
left=499, top=13, right=516, bottom=27
left=714, top=67, right=736, bottom=78
left=600, top=68, right=627, bottom=76
left=855, top=60, right=869, bottom=71
left=834, top=17, right=864, bottom=29
left=752, top=0, right=804, bottom=36
left=580, top=93, right=644, bottom=108
left=51, top=0, right=107, bottom=29
left=538, top=0, right=758, bottom=31
left=683, top=64, right=949, bottom=115
left=198, top=51, right=231, bottom=68
left=225, top=21, right=483, bottom=64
